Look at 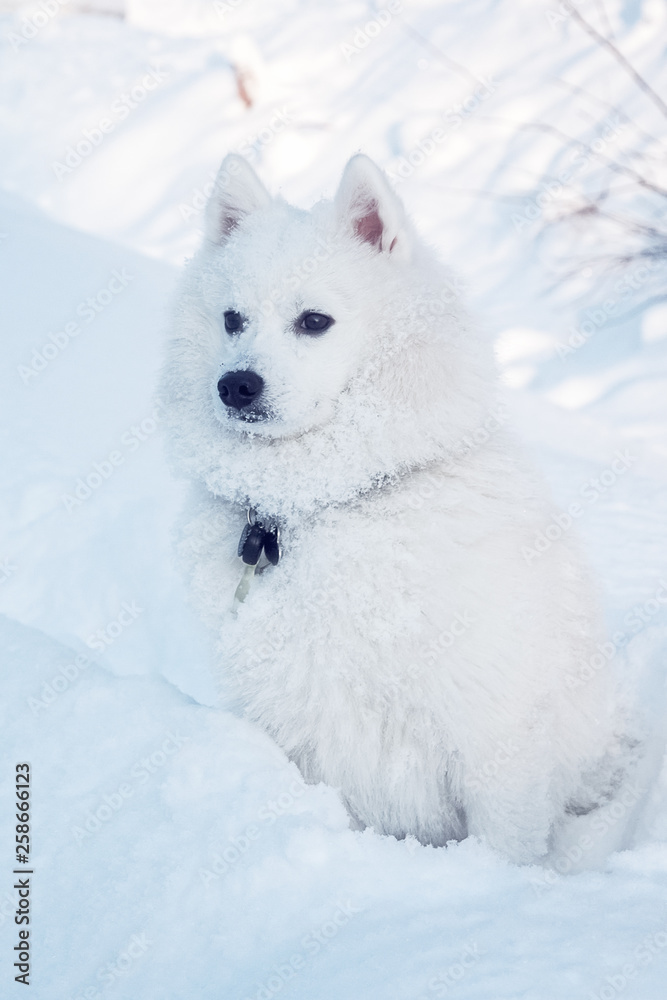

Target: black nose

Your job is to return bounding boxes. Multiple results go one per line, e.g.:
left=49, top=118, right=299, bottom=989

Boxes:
left=217, top=370, right=264, bottom=409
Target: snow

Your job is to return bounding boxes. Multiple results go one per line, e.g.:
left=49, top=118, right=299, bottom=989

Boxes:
left=1, top=1, right=667, bottom=997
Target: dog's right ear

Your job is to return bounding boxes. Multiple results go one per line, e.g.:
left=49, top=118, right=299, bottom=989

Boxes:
left=205, top=154, right=272, bottom=245
left=334, top=154, right=411, bottom=259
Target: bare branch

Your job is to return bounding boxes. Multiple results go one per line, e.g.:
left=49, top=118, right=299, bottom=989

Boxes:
left=590, top=0, right=615, bottom=40
left=552, top=77, right=665, bottom=152
left=568, top=8, right=667, bottom=121
left=557, top=201, right=667, bottom=239
left=511, top=120, right=667, bottom=198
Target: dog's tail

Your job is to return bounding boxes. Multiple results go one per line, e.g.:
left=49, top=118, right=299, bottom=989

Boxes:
left=550, top=623, right=667, bottom=872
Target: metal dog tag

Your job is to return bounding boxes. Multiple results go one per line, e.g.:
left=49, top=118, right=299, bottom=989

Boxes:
left=263, top=526, right=281, bottom=566
left=232, top=510, right=281, bottom=612
left=238, top=522, right=266, bottom=565
left=233, top=563, right=257, bottom=606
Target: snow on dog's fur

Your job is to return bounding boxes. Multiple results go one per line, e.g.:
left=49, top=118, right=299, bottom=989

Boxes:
left=161, top=153, right=638, bottom=863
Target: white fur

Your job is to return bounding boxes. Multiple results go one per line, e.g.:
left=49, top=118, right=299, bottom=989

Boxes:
left=161, top=153, right=638, bottom=863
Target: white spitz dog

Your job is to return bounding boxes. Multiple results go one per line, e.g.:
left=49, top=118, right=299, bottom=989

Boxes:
left=162, top=153, right=637, bottom=863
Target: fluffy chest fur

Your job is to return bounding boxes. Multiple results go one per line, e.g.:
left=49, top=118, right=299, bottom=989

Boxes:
left=178, top=448, right=619, bottom=860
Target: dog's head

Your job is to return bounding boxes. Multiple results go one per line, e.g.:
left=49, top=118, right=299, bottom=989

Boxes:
left=163, top=154, right=493, bottom=515
left=193, top=153, right=427, bottom=438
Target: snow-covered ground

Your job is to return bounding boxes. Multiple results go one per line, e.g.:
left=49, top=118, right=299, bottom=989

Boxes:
left=1, top=1, right=667, bottom=997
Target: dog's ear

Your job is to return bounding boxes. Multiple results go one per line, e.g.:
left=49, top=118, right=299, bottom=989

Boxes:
left=205, top=154, right=272, bottom=245
left=334, top=154, right=410, bottom=257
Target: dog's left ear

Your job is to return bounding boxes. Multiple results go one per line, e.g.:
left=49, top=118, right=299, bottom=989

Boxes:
left=334, top=154, right=411, bottom=258
left=205, top=153, right=272, bottom=245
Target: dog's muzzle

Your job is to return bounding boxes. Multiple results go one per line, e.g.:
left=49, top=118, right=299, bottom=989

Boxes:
left=218, top=370, right=265, bottom=411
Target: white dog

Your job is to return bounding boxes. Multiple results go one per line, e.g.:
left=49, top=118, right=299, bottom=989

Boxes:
left=161, top=153, right=637, bottom=863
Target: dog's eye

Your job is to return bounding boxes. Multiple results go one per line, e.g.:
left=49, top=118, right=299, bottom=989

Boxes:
left=223, top=310, right=245, bottom=334
left=298, top=312, right=334, bottom=334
